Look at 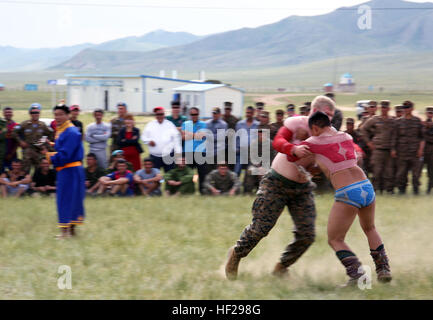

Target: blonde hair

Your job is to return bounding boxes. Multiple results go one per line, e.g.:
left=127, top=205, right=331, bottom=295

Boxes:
left=310, top=96, right=336, bottom=114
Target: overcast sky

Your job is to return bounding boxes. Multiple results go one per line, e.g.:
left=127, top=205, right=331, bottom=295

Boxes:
left=0, top=0, right=428, bottom=48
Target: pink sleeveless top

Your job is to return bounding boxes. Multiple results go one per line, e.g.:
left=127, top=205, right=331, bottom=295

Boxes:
left=301, top=131, right=357, bottom=174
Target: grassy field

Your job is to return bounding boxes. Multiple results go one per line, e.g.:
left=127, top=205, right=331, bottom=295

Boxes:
left=0, top=192, right=432, bottom=300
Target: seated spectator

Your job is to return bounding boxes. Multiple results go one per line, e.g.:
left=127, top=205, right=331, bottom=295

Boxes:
left=0, top=159, right=31, bottom=198
left=97, top=159, right=134, bottom=196
left=31, top=158, right=56, bottom=196
left=134, top=158, right=162, bottom=196
left=117, top=113, right=143, bottom=171
left=107, top=150, right=134, bottom=173
left=164, top=157, right=195, bottom=196
left=203, top=162, right=241, bottom=196
left=85, top=153, right=106, bottom=195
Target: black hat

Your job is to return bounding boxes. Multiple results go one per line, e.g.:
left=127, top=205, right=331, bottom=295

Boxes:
left=224, top=101, right=233, bottom=108
left=53, top=104, right=70, bottom=114
left=255, top=102, right=265, bottom=108
left=171, top=100, right=181, bottom=107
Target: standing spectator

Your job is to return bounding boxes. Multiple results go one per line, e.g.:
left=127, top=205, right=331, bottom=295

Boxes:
left=234, top=106, right=260, bottom=176
left=69, top=105, right=83, bottom=136
left=358, top=101, right=378, bottom=176
left=166, top=101, right=187, bottom=131
left=2, top=107, right=18, bottom=171
left=345, top=118, right=362, bottom=145
left=0, top=117, right=5, bottom=173
left=203, top=162, right=241, bottom=196
left=222, top=102, right=239, bottom=130
left=164, top=157, right=195, bottom=196
left=142, top=107, right=181, bottom=172
left=395, top=105, right=404, bottom=118
left=258, top=110, right=271, bottom=131
left=391, top=101, right=425, bottom=195
left=134, top=158, right=162, bottom=196
left=85, top=109, right=111, bottom=169
left=361, top=100, right=396, bottom=194
left=85, top=153, right=106, bottom=195
left=13, top=104, right=53, bottom=173
left=299, top=105, right=309, bottom=116
left=98, top=159, right=134, bottom=196
left=0, top=159, right=31, bottom=198
left=325, top=93, right=343, bottom=131
left=286, top=104, right=296, bottom=118
left=254, top=102, right=265, bottom=121
left=31, top=158, right=56, bottom=196
left=181, top=107, right=209, bottom=193
left=117, top=114, right=143, bottom=171
left=423, top=107, right=433, bottom=194
left=206, top=107, right=228, bottom=167
left=110, top=102, right=128, bottom=153
left=270, top=109, right=285, bottom=140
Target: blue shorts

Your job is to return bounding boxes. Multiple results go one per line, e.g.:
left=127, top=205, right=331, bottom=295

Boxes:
left=335, top=180, right=375, bottom=209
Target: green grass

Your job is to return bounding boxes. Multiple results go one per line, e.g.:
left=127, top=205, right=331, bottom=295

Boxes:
left=0, top=192, right=432, bottom=299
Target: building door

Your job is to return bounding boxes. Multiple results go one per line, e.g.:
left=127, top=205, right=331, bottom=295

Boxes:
left=104, top=90, right=109, bottom=111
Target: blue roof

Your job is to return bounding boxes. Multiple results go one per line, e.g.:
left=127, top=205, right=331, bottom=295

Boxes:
left=173, top=83, right=244, bottom=93
left=0, top=83, right=4, bottom=86
left=64, top=74, right=207, bottom=84
left=342, top=73, right=353, bottom=78
left=324, top=83, right=333, bottom=87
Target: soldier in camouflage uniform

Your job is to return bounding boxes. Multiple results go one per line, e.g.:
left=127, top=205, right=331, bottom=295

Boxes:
left=391, top=101, right=425, bottom=194
left=14, top=104, right=53, bottom=173
left=391, top=105, right=404, bottom=188
left=203, top=162, right=241, bottom=195
left=0, top=117, right=6, bottom=173
left=270, top=109, right=285, bottom=140
left=358, top=101, right=378, bottom=176
left=361, top=100, right=396, bottom=194
left=422, top=107, right=433, bottom=193
left=222, top=102, right=239, bottom=130
left=110, top=102, right=127, bottom=152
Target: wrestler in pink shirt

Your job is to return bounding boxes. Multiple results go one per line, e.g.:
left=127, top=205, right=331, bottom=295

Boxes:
left=305, top=111, right=392, bottom=286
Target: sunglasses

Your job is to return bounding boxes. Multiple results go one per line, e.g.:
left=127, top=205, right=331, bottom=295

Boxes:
left=155, top=113, right=165, bottom=116
left=172, top=106, right=180, bottom=109
left=190, top=113, right=199, bottom=116
left=30, top=112, right=40, bottom=114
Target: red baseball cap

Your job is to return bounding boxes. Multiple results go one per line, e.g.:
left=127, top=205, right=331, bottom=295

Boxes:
left=153, top=106, right=165, bottom=113
left=70, top=105, right=80, bottom=111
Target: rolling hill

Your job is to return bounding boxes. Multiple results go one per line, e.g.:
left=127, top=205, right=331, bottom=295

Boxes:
left=55, top=0, right=433, bottom=73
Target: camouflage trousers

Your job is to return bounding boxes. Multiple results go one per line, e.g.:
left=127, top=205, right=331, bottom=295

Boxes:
left=22, top=147, right=43, bottom=173
left=233, top=170, right=316, bottom=268
left=395, top=156, right=422, bottom=190
left=371, top=149, right=394, bottom=192
left=424, top=144, right=433, bottom=189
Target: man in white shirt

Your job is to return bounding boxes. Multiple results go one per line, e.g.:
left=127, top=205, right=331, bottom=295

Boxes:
left=141, top=106, right=182, bottom=172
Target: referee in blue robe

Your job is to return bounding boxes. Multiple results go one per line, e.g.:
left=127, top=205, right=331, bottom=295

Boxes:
left=45, top=105, right=85, bottom=238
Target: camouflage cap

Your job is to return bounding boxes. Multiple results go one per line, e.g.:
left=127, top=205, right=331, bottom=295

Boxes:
left=368, top=100, right=378, bottom=107
left=275, top=109, right=285, bottom=115
left=380, top=100, right=390, bottom=107
left=259, top=110, right=269, bottom=117
left=394, top=105, right=403, bottom=111
left=426, top=107, right=433, bottom=112
left=286, top=104, right=295, bottom=111
left=346, top=118, right=355, bottom=124
left=212, top=107, right=221, bottom=114
left=403, top=100, right=414, bottom=109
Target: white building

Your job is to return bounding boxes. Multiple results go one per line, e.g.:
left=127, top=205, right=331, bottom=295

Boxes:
left=338, top=73, right=356, bottom=92
left=173, top=83, right=244, bottom=118
left=66, top=74, right=210, bottom=113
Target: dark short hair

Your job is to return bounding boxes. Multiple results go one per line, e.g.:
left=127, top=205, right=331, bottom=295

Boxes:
left=325, top=93, right=335, bottom=99
left=308, top=111, right=331, bottom=129
left=93, top=108, right=104, bottom=114
left=12, top=159, right=23, bottom=164
left=143, top=158, right=153, bottom=163
left=246, top=106, right=255, bottom=111
left=87, top=153, right=97, bottom=159
left=3, top=106, right=13, bottom=111
left=53, top=104, right=70, bottom=114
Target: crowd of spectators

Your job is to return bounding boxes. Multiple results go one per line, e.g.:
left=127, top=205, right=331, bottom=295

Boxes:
left=1, top=92, right=433, bottom=198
